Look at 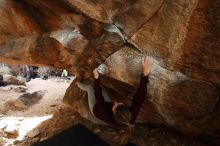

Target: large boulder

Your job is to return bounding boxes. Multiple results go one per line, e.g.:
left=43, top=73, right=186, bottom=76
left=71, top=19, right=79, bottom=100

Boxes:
left=3, top=75, right=25, bottom=85
left=5, top=90, right=46, bottom=110
left=0, top=0, right=219, bottom=145
left=101, top=46, right=220, bottom=139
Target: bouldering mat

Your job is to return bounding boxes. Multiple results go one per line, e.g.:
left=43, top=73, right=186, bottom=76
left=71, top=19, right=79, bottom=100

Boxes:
left=33, top=124, right=110, bottom=146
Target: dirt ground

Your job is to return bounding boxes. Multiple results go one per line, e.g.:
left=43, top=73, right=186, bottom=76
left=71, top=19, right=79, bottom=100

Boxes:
left=0, top=77, right=211, bottom=146
left=0, top=77, right=74, bottom=146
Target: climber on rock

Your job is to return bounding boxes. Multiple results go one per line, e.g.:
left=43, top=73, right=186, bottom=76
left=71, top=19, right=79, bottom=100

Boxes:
left=77, top=56, right=153, bottom=145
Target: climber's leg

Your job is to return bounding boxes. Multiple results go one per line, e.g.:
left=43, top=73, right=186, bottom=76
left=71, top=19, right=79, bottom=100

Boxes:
left=77, top=82, right=111, bottom=125
left=77, top=82, right=111, bottom=114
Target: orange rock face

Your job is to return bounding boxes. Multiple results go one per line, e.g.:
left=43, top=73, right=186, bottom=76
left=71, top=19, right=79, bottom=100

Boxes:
left=0, top=0, right=220, bottom=145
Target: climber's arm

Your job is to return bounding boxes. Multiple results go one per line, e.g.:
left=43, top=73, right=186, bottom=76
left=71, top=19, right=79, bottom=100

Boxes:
left=130, top=57, right=153, bottom=123
left=93, top=68, right=105, bottom=102
left=130, top=75, right=149, bottom=123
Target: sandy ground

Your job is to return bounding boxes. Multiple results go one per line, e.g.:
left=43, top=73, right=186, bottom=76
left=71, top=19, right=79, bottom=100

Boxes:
left=0, top=77, right=72, bottom=115
left=0, top=77, right=211, bottom=146
left=0, top=77, right=73, bottom=146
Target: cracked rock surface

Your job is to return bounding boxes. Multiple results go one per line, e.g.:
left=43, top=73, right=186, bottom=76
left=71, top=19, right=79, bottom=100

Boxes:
left=0, top=0, right=220, bottom=145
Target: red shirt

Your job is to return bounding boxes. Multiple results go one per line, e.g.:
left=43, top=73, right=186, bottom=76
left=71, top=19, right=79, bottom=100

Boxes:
left=93, top=75, right=149, bottom=127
